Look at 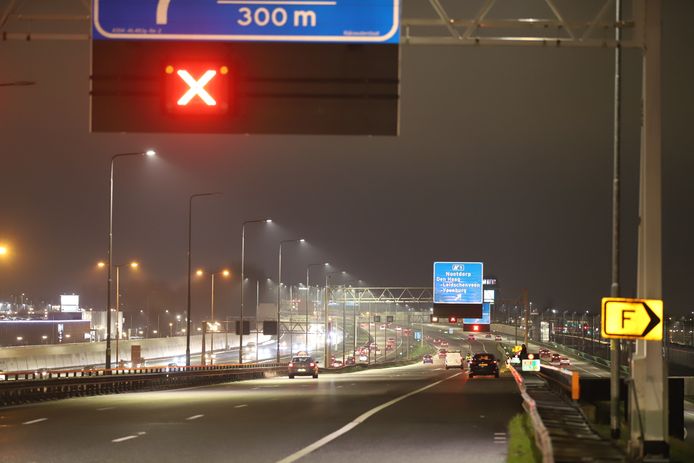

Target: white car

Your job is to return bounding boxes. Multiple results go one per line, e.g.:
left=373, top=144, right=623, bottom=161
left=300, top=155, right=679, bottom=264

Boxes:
left=444, top=352, right=463, bottom=369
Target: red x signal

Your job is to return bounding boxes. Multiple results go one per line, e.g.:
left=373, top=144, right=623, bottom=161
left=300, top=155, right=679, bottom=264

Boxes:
left=164, top=64, right=230, bottom=115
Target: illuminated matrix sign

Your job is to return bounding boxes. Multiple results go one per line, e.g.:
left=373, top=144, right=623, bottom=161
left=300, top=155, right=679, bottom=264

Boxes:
left=433, top=262, right=483, bottom=305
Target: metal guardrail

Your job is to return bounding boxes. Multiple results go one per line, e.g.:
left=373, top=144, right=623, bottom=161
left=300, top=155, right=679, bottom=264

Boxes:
left=0, top=362, right=285, bottom=407
left=509, top=363, right=555, bottom=463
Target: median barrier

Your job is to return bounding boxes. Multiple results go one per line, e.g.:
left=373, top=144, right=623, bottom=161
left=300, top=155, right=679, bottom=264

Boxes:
left=0, top=362, right=285, bottom=407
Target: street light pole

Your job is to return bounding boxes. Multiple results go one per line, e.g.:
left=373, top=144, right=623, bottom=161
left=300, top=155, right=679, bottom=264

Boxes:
left=324, top=270, right=345, bottom=364
left=240, top=219, right=271, bottom=364
left=277, top=239, right=304, bottom=362
left=186, top=192, right=220, bottom=367
left=106, top=150, right=155, bottom=369
left=306, top=263, right=329, bottom=351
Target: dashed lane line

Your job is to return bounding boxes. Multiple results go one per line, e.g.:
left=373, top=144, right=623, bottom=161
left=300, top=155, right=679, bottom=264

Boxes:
left=186, top=414, right=204, bottom=421
left=22, top=418, right=47, bottom=425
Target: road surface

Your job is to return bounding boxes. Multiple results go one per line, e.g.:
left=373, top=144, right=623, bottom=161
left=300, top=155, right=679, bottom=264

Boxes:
left=0, top=338, right=521, bottom=463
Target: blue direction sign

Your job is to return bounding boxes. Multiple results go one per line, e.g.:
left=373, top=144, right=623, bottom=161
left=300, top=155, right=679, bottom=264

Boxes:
left=93, top=0, right=400, bottom=43
left=433, top=262, right=484, bottom=305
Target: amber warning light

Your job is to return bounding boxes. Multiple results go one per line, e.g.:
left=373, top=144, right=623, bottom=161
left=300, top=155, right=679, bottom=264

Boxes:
left=164, top=64, right=230, bottom=115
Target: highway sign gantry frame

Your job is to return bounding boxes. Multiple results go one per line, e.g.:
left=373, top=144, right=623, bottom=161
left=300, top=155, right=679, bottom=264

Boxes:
left=600, top=297, right=663, bottom=341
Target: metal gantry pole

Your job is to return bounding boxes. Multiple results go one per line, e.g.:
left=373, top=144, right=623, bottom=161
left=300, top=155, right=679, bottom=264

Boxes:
left=342, top=289, right=346, bottom=364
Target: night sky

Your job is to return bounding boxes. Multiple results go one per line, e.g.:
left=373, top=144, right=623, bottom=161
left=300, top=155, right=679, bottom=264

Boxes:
left=0, top=1, right=692, bottom=321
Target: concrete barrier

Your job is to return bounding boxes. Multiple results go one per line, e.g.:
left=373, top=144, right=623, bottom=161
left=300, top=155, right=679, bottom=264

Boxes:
left=0, top=334, right=272, bottom=371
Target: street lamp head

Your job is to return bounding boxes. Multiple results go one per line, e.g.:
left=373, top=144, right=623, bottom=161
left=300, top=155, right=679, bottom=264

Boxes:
left=265, top=219, right=272, bottom=223
left=299, top=238, right=306, bottom=243
left=130, top=261, right=139, bottom=269
left=324, top=262, right=330, bottom=266
left=145, top=149, right=156, bottom=157
left=196, top=269, right=204, bottom=277
left=0, top=245, right=8, bottom=256
left=222, top=269, right=231, bottom=277
left=97, top=261, right=106, bottom=269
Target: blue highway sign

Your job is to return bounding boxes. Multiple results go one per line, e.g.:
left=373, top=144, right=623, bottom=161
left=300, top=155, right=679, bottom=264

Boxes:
left=93, top=0, right=400, bottom=43
left=433, top=262, right=484, bottom=305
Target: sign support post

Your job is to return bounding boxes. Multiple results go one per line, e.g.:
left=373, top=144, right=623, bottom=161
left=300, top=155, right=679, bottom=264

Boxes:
left=631, top=0, right=667, bottom=458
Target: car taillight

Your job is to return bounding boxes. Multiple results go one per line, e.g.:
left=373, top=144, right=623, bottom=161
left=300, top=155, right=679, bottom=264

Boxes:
left=309, top=363, right=315, bottom=367
left=288, top=363, right=294, bottom=367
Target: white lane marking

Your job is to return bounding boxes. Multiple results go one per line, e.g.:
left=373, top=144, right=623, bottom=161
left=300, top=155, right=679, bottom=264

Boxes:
left=22, top=418, right=47, bottom=425
left=186, top=414, right=204, bottom=421
left=494, top=432, right=507, bottom=436
left=112, top=435, right=138, bottom=443
left=97, top=407, right=115, bottom=411
left=337, top=386, right=343, bottom=388
left=234, top=404, right=248, bottom=408
left=276, top=372, right=463, bottom=463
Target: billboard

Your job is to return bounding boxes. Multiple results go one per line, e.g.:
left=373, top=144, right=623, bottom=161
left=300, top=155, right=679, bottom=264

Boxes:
left=60, top=295, right=80, bottom=312
left=433, top=262, right=483, bottom=304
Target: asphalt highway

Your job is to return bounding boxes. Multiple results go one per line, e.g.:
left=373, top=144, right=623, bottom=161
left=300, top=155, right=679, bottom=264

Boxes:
left=0, top=338, right=522, bottom=463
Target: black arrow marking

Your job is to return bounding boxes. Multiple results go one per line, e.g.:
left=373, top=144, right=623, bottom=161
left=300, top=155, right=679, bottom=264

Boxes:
left=641, top=302, right=661, bottom=337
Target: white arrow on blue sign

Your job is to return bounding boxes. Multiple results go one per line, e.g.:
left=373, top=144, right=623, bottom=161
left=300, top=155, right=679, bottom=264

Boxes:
left=93, top=0, right=400, bottom=43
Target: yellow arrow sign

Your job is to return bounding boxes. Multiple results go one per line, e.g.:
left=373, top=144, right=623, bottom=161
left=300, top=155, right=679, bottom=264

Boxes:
left=601, top=298, right=663, bottom=340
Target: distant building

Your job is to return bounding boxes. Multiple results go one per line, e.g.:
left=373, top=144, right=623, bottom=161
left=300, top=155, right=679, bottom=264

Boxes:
left=0, top=320, right=91, bottom=346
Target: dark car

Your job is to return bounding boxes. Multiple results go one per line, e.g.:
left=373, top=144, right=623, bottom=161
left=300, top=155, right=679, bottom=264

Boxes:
left=288, top=356, right=319, bottom=379
left=468, top=353, right=499, bottom=378
left=422, top=354, right=434, bottom=364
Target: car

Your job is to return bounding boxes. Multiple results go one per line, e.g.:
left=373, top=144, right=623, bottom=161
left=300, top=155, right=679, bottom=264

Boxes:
left=467, top=334, right=476, bottom=341
left=444, top=351, right=463, bottom=369
left=331, top=359, right=344, bottom=368
left=422, top=354, right=434, bottom=364
left=539, top=348, right=551, bottom=359
left=440, top=341, right=449, bottom=348
left=245, top=342, right=256, bottom=351
left=550, top=353, right=561, bottom=365
left=288, top=355, right=319, bottom=379
left=495, top=335, right=503, bottom=341
left=358, top=354, right=369, bottom=362
left=559, top=356, right=571, bottom=366
left=438, top=348, right=447, bottom=359
left=468, top=353, right=499, bottom=378
left=345, top=356, right=356, bottom=366
left=485, top=333, right=492, bottom=338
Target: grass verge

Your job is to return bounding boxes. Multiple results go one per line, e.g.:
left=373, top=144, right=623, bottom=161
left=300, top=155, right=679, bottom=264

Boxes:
left=507, top=413, right=541, bottom=463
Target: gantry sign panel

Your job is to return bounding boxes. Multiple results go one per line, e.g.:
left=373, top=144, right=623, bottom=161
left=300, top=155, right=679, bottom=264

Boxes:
left=433, top=262, right=483, bottom=318
left=90, top=0, right=400, bottom=135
